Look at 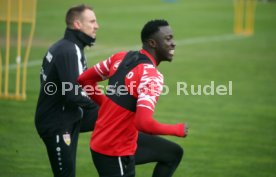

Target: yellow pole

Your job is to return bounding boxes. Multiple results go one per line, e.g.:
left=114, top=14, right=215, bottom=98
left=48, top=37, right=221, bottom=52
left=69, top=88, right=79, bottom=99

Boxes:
left=4, top=0, right=11, bottom=96
left=234, top=0, right=244, bottom=34
left=0, top=48, right=2, bottom=96
left=245, top=0, right=256, bottom=35
left=16, top=0, right=23, bottom=98
left=22, top=0, right=37, bottom=100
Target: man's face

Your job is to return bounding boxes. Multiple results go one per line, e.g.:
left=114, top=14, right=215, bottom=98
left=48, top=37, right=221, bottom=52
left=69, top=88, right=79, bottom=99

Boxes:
left=154, top=26, right=176, bottom=62
left=77, top=9, right=99, bottom=38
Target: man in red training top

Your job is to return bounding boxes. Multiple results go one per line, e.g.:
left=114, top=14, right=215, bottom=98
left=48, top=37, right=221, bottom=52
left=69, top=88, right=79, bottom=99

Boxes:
left=78, top=19, right=188, bottom=177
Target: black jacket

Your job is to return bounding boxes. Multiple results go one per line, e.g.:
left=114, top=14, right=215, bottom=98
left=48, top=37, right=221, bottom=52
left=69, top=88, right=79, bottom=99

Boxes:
left=35, top=28, right=97, bottom=137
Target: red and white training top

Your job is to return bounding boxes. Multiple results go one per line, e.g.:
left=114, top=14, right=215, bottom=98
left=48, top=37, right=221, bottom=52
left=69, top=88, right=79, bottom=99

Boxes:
left=78, top=49, right=185, bottom=156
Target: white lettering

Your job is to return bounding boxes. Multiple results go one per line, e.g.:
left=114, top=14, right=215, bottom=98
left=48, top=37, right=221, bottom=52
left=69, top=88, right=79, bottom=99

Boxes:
left=177, top=82, right=189, bottom=95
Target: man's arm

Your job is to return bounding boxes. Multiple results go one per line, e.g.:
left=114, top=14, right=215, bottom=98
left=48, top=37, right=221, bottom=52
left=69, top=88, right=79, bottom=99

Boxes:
left=55, top=47, right=94, bottom=108
left=78, top=77, right=106, bottom=106
left=133, top=65, right=188, bottom=137
left=78, top=51, right=129, bottom=105
left=78, top=57, right=112, bottom=105
left=134, top=107, right=187, bottom=137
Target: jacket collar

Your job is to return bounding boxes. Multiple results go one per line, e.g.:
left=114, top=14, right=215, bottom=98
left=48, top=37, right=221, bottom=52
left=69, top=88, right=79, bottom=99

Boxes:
left=64, top=28, right=96, bottom=49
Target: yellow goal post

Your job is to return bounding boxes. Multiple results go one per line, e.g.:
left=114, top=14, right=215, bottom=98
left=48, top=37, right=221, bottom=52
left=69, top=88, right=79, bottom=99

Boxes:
left=234, top=0, right=257, bottom=35
left=0, top=0, right=37, bottom=100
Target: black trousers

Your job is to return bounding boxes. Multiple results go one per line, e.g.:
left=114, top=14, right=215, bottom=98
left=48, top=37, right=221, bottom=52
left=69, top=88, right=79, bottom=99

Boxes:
left=135, top=133, right=184, bottom=177
left=92, top=150, right=135, bottom=177
left=42, top=121, right=80, bottom=177
left=41, top=108, right=98, bottom=177
left=91, top=133, right=183, bottom=177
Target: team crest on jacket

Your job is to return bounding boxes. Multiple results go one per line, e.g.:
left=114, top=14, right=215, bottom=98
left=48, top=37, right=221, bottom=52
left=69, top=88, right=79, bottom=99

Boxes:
left=63, top=133, right=71, bottom=146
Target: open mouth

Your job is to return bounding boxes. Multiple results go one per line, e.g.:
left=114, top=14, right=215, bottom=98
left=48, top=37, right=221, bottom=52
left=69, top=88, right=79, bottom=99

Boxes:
left=169, top=49, right=175, bottom=55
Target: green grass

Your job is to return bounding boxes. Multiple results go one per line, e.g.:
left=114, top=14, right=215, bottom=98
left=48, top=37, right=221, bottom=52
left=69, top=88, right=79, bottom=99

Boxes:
left=0, top=0, right=276, bottom=176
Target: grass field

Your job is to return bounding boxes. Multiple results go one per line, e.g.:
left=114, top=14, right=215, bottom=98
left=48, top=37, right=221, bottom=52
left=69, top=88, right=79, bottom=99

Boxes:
left=0, top=0, right=276, bottom=177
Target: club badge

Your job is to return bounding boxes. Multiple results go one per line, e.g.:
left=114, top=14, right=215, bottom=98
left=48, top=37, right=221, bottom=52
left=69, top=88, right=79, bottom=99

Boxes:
left=63, top=133, right=71, bottom=146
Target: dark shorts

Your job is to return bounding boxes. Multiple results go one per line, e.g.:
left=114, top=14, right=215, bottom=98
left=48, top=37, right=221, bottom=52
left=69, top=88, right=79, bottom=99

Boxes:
left=91, top=150, right=135, bottom=177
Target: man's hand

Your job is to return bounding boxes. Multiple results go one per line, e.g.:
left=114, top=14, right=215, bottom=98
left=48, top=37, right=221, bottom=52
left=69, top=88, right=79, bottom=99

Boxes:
left=183, top=123, right=189, bottom=137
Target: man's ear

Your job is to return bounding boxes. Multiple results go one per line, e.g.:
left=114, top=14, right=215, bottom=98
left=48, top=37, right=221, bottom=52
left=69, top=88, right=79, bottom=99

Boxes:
left=73, top=20, right=81, bottom=30
left=148, top=39, right=156, bottom=48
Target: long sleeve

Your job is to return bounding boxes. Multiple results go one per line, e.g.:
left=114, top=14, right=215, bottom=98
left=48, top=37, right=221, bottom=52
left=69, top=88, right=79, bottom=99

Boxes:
left=134, top=107, right=185, bottom=137
left=54, top=46, right=93, bottom=109
left=78, top=59, right=111, bottom=106
left=80, top=81, right=107, bottom=106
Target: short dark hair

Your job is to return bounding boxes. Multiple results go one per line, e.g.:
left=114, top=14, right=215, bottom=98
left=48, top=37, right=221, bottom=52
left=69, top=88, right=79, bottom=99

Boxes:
left=65, top=4, right=93, bottom=28
left=141, top=19, right=169, bottom=43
